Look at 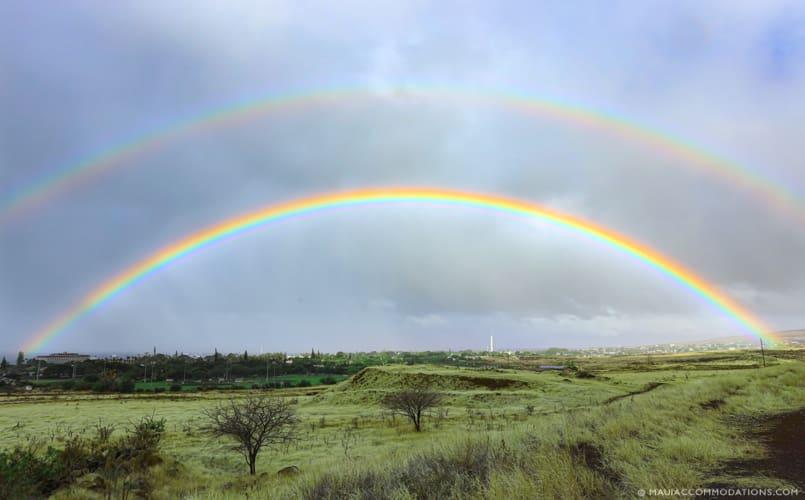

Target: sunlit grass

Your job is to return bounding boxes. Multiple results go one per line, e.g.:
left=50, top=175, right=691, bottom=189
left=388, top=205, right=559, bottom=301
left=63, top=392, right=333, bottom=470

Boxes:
left=2, top=352, right=802, bottom=498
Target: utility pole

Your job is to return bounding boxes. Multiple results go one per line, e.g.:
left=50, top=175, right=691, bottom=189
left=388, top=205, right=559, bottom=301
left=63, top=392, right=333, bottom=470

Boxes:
left=760, top=339, right=766, bottom=368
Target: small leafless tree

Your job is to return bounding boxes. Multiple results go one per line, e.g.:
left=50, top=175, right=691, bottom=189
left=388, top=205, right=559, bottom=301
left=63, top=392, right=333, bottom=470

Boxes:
left=202, top=396, right=298, bottom=475
left=340, top=426, right=357, bottom=459
left=381, top=387, right=444, bottom=432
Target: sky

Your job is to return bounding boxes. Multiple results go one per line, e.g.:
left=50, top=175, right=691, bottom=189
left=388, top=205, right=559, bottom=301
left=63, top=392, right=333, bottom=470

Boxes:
left=1, top=1, right=804, bottom=356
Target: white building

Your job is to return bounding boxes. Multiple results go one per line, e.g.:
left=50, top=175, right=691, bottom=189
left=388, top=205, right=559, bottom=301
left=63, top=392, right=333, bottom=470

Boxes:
left=34, top=352, right=91, bottom=365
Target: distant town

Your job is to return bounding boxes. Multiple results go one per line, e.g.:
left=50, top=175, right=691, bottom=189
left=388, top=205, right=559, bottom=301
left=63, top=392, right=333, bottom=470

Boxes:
left=0, top=330, right=799, bottom=394
left=19, top=328, right=804, bottom=364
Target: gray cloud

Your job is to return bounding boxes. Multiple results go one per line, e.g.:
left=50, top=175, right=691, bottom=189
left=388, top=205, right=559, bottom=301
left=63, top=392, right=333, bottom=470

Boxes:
left=2, top=0, right=804, bottom=355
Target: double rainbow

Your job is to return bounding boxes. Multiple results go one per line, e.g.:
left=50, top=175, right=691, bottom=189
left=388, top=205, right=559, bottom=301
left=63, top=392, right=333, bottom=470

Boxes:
left=22, top=187, right=775, bottom=352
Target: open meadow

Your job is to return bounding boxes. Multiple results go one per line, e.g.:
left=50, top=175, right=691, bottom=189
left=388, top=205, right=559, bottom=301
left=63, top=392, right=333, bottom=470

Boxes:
left=1, top=350, right=803, bottom=498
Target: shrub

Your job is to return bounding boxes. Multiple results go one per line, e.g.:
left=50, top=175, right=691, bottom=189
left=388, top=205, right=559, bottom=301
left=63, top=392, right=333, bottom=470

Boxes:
left=0, top=445, right=62, bottom=498
left=0, top=415, right=166, bottom=498
left=153, top=387, right=166, bottom=394
left=321, top=376, right=338, bottom=385
left=121, top=414, right=166, bottom=469
left=83, top=374, right=99, bottom=383
left=91, top=382, right=109, bottom=393
left=170, top=384, right=182, bottom=392
left=297, top=379, right=312, bottom=388
left=61, top=380, right=75, bottom=390
left=95, top=420, right=115, bottom=443
left=118, top=378, right=136, bottom=393
left=91, top=379, right=118, bottom=392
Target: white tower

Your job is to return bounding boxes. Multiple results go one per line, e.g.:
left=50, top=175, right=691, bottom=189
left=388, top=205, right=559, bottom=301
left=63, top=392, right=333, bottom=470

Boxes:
left=489, top=335, right=494, bottom=353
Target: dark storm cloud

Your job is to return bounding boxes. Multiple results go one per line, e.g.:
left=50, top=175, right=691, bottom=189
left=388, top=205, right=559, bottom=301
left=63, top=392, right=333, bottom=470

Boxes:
left=2, top=0, right=804, bottom=354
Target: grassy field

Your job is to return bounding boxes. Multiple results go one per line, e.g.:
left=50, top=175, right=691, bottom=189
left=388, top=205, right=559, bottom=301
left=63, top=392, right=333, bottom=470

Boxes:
left=1, top=351, right=803, bottom=498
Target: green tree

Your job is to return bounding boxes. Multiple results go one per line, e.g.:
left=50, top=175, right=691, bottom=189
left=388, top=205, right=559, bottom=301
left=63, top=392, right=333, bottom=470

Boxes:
left=0, top=357, right=7, bottom=370
left=243, top=350, right=248, bottom=361
left=16, top=352, right=24, bottom=366
left=214, top=348, right=219, bottom=363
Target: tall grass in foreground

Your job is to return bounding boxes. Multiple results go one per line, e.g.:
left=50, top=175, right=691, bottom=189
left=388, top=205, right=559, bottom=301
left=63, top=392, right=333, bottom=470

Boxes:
left=280, top=363, right=804, bottom=499
left=54, top=362, right=804, bottom=499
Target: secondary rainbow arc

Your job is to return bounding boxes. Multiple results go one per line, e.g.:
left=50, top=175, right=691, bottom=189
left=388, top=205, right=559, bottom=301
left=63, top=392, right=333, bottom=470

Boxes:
left=2, top=85, right=802, bottom=227
left=22, top=187, right=776, bottom=353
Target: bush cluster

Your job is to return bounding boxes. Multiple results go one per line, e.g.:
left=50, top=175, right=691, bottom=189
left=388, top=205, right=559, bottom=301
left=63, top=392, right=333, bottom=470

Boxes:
left=58, top=376, right=136, bottom=393
left=0, top=415, right=165, bottom=499
left=50, top=376, right=336, bottom=393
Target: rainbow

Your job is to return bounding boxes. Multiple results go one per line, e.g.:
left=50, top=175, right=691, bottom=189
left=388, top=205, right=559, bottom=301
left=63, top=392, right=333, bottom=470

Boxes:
left=22, top=187, right=776, bottom=352
left=2, top=85, right=802, bottom=227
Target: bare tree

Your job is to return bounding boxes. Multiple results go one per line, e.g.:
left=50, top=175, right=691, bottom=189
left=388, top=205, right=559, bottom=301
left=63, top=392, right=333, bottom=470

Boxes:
left=202, top=396, right=298, bottom=475
left=381, top=387, right=444, bottom=432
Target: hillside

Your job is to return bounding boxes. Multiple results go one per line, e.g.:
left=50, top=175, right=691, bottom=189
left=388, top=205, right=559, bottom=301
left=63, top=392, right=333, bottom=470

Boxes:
left=683, top=329, right=805, bottom=347
left=313, top=363, right=640, bottom=407
left=343, top=365, right=542, bottom=391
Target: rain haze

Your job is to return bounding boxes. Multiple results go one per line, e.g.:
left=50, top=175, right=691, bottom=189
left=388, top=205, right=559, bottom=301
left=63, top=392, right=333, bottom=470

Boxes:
left=2, top=1, right=805, bottom=356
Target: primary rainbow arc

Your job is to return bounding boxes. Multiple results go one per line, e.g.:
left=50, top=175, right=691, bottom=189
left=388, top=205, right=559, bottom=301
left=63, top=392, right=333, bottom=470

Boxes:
left=23, top=187, right=775, bottom=353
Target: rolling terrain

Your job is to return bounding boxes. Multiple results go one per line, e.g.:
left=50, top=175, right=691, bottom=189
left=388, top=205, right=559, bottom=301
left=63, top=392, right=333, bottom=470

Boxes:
left=0, top=350, right=803, bottom=498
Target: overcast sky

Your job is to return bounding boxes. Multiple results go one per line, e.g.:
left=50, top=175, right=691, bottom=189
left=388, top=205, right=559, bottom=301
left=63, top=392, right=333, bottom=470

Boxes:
left=1, top=1, right=804, bottom=356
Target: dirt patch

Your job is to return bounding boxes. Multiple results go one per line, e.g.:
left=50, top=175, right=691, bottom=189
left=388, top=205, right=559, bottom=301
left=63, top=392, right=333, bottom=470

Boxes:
left=454, top=375, right=525, bottom=390
left=345, top=368, right=529, bottom=391
left=699, top=399, right=725, bottom=410
left=567, top=441, right=622, bottom=486
left=702, top=409, right=805, bottom=496
left=604, top=382, right=664, bottom=404
left=742, top=410, right=805, bottom=488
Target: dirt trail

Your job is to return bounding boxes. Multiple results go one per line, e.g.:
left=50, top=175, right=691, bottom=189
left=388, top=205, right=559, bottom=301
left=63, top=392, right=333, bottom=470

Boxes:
left=700, top=409, right=805, bottom=499
left=603, top=382, right=664, bottom=404
left=752, top=409, right=805, bottom=488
